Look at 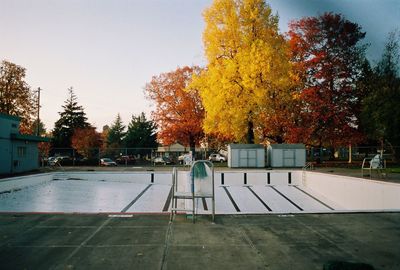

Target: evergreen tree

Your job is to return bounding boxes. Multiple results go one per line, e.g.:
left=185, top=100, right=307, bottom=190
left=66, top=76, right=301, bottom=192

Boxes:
left=32, top=119, right=47, bottom=136
left=124, top=113, right=157, bottom=155
left=52, top=87, right=90, bottom=148
left=361, top=30, right=400, bottom=158
left=106, top=113, right=126, bottom=148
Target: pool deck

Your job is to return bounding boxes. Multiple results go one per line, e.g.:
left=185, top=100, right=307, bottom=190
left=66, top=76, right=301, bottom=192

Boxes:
left=0, top=212, right=399, bottom=269
left=1, top=166, right=399, bottom=269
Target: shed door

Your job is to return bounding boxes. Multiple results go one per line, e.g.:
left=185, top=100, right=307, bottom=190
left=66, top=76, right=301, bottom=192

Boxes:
left=248, top=150, right=256, bottom=167
left=239, top=150, right=247, bottom=167
left=283, top=150, right=295, bottom=167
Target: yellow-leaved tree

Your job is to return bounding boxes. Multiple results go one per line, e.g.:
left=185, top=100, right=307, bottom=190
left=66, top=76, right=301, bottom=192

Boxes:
left=192, top=0, right=295, bottom=143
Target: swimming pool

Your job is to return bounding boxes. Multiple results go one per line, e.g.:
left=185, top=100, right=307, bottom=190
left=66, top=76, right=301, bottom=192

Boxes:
left=0, top=170, right=399, bottom=214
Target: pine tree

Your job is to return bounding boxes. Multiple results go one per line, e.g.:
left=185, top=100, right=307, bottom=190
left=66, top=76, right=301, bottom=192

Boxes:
left=52, top=87, right=90, bottom=148
left=107, top=114, right=126, bottom=149
left=361, top=30, right=400, bottom=158
left=124, top=113, right=157, bottom=156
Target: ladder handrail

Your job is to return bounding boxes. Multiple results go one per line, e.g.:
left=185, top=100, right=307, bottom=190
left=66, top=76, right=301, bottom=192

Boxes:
left=170, top=160, right=215, bottom=223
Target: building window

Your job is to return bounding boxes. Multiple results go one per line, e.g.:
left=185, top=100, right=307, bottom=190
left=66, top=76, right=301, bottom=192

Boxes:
left=17, top=147, right=27, bottom=157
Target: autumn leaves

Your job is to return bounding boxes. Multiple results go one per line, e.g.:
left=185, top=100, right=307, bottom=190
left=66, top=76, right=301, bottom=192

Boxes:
left=146, top=0, right=389, bottom=150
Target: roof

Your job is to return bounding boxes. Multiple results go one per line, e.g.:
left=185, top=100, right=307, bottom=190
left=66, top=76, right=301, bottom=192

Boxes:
left=268, top=144, right=305, bottom=150
left=10, top=133, right=51, bottom=143
left=228, top=144, right=264, bottom=149
left=0, top=113, right=21, bottom=121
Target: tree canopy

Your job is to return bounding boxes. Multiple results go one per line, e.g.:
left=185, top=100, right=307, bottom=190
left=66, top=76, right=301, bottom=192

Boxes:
left=0, top=60, right=36, bottom=133
left=71, top=127, right=102, bottom=158
left=52, top=87, right=90, bottom=148
left=145, top=66, right=204, bottom=153
left=193, top=0, right=293, bottom=144
left=124, top=112, right=157, bottom=155
left=288, top=12, right=367, bottom=148
left=360, top=30, right=400, bottom=157
left=106, top=113, right=126, bottom=148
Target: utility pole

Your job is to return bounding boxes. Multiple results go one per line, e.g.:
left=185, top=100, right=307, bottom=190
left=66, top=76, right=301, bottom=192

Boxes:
left=35, top=87, right=42, bottom=136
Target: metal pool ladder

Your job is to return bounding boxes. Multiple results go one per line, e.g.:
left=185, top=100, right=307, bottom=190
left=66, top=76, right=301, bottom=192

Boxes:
left=170, top=160, right=215, bottom=223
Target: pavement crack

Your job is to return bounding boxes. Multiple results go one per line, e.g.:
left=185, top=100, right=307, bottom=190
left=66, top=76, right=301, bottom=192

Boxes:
left=63, top=217, right=112, bottom=263
left=160, top=221, right=174, bottom=270
left=236, top=226, right=270, bottom=269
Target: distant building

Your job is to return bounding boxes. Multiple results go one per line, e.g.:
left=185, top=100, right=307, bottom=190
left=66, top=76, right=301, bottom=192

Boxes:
left=0, top=113, right=50, bottom=175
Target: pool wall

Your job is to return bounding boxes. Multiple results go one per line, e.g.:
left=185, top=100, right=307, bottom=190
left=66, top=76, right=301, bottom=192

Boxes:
left=54, top=171, right=173, bottom=185
left=211, top=171, right=302, bottom=186
left=0, top=173, right=53, bottom=193
left=304, top=171, right=400, bottom=210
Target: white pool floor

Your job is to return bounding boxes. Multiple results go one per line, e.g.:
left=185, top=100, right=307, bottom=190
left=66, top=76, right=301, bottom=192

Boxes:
left=0, top=177, right=344, bottom=214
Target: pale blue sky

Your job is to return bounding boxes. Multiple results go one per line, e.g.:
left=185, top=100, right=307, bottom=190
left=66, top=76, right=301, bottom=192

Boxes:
left=1, top=0, right=398, bottom=131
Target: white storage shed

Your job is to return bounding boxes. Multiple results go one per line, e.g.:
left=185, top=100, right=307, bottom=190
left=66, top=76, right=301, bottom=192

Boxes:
left=228, top=144, right=265, bottom=168
left=267, top=144, right=306, bottom=168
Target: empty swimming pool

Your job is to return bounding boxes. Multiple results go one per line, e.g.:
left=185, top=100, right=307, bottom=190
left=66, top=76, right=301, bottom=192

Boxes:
left=0, top=170, right=399, bottom=214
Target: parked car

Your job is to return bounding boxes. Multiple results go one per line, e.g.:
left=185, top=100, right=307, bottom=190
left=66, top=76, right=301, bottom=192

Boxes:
left=48, top=156, right=71, bottom=166
left=178, top=153, right=192, bottom=165
left=209, top=153, right=226, bottom=162
left=47, top=157, right=56, bottom=166
left=153, top=156, right=173, bottom=165
left=116, top=155, right=136, bottom=165
left=100, top=158, right=117, bottom=166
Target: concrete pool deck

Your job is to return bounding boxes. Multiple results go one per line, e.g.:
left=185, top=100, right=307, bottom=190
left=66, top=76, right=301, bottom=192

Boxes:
left=0, top=212, right=399, bottom=269
left=1, top=167, right=399, bottom=269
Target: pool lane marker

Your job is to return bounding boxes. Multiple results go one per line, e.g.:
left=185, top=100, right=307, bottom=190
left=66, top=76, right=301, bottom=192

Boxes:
left=269, top=186, right=303, bottom=211
left=293, top=186, right=335, bottom=210
left=246, top=186, right=272, bottom=211
left=162, top=186, right=173, bottom=212
left=121, top=184, right=152, bottom=213
left=222, top=186, right=241, bottom=212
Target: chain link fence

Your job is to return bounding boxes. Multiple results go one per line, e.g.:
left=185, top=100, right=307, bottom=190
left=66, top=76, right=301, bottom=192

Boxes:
left=42, top=145, right=399, bottom=167
left=43, top=147, right=210, bottom=167
left=306, top=145, right=399, bottom=164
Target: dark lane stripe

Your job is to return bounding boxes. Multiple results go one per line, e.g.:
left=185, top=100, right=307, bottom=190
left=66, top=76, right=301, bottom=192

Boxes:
left=293, top=186, right=334, bottom=210
left=202, top=198, right=208, bottom=211
left=121, top=184, right=152, bottom=212
left=246, top=186, right=272, bottom=211
left=269, top=186, right=303, bottom=211
left=223, top=186, right=241, bottom=212
left=162, top=186, right=173, bottom=212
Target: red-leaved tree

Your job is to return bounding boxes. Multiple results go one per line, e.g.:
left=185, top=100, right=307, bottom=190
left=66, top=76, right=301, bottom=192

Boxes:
left=71, top=127, right=102, bottom=158
left=145, top=66, right=204, bottom=154
left=288, top=12, right=367, bottom=148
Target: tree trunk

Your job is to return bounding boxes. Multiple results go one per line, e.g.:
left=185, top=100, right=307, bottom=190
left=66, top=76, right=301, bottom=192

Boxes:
left=246, top=120, right=255, bottom=144
left=189, top=135, right=196, bottom=161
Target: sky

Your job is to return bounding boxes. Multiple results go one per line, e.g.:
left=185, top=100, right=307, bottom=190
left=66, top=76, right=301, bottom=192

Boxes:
left=1, top=0, right=399, bottom=132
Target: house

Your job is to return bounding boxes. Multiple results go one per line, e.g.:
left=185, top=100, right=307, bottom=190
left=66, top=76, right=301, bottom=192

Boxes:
left=0, top=113, right=50, bottom=175
left=156, top=142, right=205, bottom=159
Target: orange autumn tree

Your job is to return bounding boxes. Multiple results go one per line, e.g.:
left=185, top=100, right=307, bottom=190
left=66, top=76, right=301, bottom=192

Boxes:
left=145, top=66, right=204, bottom=155
left=71, top=127, right=102, bottom=158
